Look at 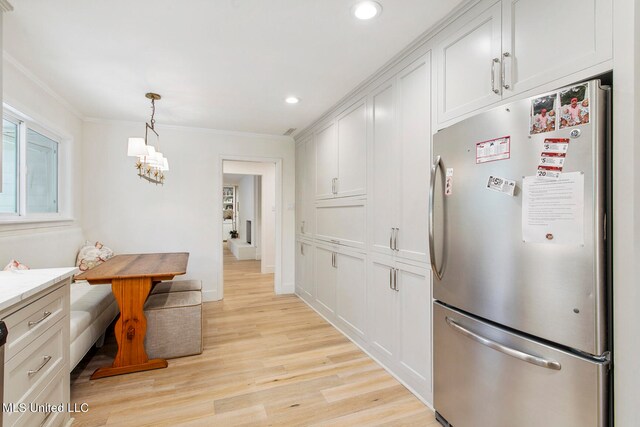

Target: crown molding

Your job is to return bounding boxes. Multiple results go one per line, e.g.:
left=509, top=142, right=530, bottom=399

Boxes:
left=0, top=0, right=13, bottom=12
left=293, top=0, right=481, bottom=141
left=83, top=117, right=295, bottom=143
left=3, top=51, right=85, bottom=120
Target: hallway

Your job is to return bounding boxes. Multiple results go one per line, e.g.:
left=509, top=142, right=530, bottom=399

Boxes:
left=69, top=249, right=435, bottom=426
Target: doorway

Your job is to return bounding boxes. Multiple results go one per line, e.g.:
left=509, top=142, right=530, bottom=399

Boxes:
left=219, top=158, right=282, bottom=299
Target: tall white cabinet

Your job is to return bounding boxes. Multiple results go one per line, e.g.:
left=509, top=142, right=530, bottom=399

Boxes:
left=295, top=0, right=612, bottom=408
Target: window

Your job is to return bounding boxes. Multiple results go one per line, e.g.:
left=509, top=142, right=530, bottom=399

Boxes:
left=1, top=112, right=61, bottom=219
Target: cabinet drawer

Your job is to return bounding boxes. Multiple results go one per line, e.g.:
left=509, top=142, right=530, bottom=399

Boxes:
left=4, top=317, right=66, bottom=406
left=2, top=284, right=68, bottom=361
left=4, top=368, right=67, bottom=427
left=315, top=199, right=366, bottom=249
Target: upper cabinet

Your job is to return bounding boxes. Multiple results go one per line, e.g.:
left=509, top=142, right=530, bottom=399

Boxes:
left=436, top=0, right=612, bottom=127
left=315, top=99, right=367, bottom=200
left=295, top=134, right=315, bottom=237
left=501, top=0, right=612, bottom=97
left=436, top=2, right=503, bottom=124
left=369, top=53, right=431, bottom=264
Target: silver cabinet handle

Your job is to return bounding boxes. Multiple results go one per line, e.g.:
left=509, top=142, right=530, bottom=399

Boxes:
left=301, top=221, right=305, bottom=234
left=28, top=311, right=52, bottom=327
left=333, top=252, right=337, bottom=268
left=389, top=268, right=393, bottom=290
left=393, top=268, right=399, bottom=292
left=445, top=317, right=561, bottom=371
left=331, top=177, right=338, bottom=195
left=429, top=156, right=444, bottom=280
left=490, top=58, right=500, bottom=94
left=389, top=228, right=394, bottom=250
left=28, top=355, right=52, bottom=376
left=301, top=243, right=304, bottom=256
left=502, top=52, right=511, bottom=89
left=393, top=228, right=399, bottom=251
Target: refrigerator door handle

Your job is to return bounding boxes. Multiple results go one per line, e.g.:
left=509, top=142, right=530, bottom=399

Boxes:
left=445, top=317, right=562, bottom=371
left=429, top=155, right=444, bottom=280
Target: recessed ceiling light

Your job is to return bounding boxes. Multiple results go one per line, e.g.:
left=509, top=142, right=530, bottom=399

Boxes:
left=352, top=1, right=382, bottom=20
left=285, top=97, right=300, bottom=104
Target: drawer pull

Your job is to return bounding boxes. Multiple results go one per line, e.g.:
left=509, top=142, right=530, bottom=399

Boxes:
left=28, top=311, right=52, bottom=327
left=28, top=355, right=52, bottom=377
left=40, top=411, right=53, bottom=427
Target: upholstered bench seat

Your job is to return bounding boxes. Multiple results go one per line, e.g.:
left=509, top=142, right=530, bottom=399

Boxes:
left=150, top=279, right=202, bottom=295
left=70, top=281, right=119, bottom=370
left=144, top=290, right=202, bottom=359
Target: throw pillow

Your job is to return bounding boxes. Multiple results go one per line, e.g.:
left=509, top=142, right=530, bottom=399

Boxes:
left=76, top=241, right=114, bottom=273
left=3, top=259, right=30, bottom=271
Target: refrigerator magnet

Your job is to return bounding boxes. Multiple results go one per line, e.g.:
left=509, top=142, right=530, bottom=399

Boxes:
left=486, top=176, right=516, bottom=196
left=475, top=136, right=510, bottom=164
left=445, top=168, right=454, bottom=196
left=559, top=83, right=590, bottom=129
left=530, top=94, right=558, bottom=135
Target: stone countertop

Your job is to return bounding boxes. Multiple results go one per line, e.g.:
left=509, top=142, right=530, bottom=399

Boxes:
left=0, top=267, right=77, bottom=313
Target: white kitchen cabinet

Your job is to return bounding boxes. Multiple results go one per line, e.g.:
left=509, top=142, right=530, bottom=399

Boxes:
left=314, top=245, right=337, bottom=316
left=315, top=99, right=367, bottom=200
left=436, top=0, right=613, bottom=126
left=369, top=53, right=431, bottom=264
left=436, top=1, right=502, bottom=124
left=314, top=122, right=338, bottom=200
left=296, top=135, right=315, bottom=237
left=335, top=250, right=366, bottom=338
left=367, top=255, right=432, bottom=402
left=315, top=198, right=366, bottom=250
left=295, top=239, right=314, bottom=300
left=501, top=0, right=612, bottom=97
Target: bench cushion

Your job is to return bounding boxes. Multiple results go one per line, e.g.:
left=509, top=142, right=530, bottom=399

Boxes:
left=144, top=290, right=202, bottom=311
left=150, top=279, right=202, bottom=295
left=70, top=281, right=116, bottom=342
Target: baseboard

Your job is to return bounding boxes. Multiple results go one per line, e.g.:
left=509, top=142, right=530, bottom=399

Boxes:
left=295, top=291, right=434, bottom=410
left=261, top=265, right=275, bottom=274
left=279, top=281, right=295, bottom=294
left=202, top=289, right=219, bottom=302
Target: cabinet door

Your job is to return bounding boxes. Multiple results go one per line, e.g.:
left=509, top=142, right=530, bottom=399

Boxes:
left=436, top=1, right=502, bottom=124
left=336, top=251, right=366, bottom=337
left=315, top=122, right=338, bottom=200
left=501, top=0, right=612, bottom=97
left=314, top=245, right=337, bottom=316
left=367, top=256, right=398, bottom=362
left=396, top=262, right=432, bottom=401
left=303, top=136, right=315, bottom=236
left=336, top=100, right=367, bottom=198
left=369, top=79, right=398, bottom=257
left=396, top=54, right=431, bottom=264
left=296, top=241, right=314, bottom=299
left=295, top=141, right=306, bottom=235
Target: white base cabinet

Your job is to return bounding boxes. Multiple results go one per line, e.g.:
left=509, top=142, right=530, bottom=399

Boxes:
left=367, top=255, right=432, bottom=402
left=295, top=239, right=314, bottom=299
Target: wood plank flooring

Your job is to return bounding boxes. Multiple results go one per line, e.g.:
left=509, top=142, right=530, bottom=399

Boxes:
left=69, top=247, right=436, bottom=426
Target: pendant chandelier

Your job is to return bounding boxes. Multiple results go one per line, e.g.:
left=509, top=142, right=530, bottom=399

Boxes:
left=127, top=93, right=169, bottom=185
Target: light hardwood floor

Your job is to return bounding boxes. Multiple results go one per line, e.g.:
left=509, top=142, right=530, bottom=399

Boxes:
left=70, top=247, right=437, bottom=426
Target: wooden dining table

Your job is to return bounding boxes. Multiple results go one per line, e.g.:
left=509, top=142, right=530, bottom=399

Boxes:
left=76, top=252, right=189, bottom=379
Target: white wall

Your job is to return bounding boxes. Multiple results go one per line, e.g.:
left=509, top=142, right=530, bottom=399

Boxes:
left=0, top=55, right=84, bottom=268
left=612, top=0, right=640, bottom=424
left=223, top=160, right=276, bottom=273
left=81, top=120, right=294, bottom=301
left=237, top=174, right=255, bottom=244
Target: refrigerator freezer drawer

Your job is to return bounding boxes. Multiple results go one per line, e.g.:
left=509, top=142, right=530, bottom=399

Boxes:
left=434, top=302, right=608, bottom=427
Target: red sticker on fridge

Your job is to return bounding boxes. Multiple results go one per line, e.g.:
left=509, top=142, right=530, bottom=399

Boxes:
left=476, top=136, right=510, bottom=164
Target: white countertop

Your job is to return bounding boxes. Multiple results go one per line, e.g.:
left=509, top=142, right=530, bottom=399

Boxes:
left=0, top=267, right=77, bottom=313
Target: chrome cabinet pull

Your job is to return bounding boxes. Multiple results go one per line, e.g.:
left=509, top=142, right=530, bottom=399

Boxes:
left=301, top=221, right=305, bottom=234
left=28, top=311, right=52, bottom=327
left=301, top=243, right=304, bottom=256
left=334, top=177, right=338, bottom=194
left=490, top=58, right=500, bottom=94
left=28, top=355, right=52, bottom=377
left=429, top=156, right=444, bottom=280
left=501, top=52, right=511, bottom=89
left=393, top=269, right=399, bottom=292
left=333, top=252, right=337, bottom=268
left=389, top=267, right=393, bottom=290
left=389, top=228, right=394, bottom=250
left=393, top=228, right=399, bottom=251
left=445, top=317, right=561, bottom=371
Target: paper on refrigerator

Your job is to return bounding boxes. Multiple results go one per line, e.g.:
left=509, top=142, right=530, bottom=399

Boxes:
left=522, top=172, right=584, bottom=244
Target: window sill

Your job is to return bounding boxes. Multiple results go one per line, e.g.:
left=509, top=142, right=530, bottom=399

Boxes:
left=0, top=217, right=75, bottom=232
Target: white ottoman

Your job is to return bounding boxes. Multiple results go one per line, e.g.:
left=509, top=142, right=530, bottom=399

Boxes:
left=143, top=290, right=202, bottom=359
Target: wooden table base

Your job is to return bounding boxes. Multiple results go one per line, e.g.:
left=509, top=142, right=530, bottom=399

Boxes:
left=91, top=277, right=168, bottom=379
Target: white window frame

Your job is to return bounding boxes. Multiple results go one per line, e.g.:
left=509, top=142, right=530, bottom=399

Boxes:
left=1, top=106, right=68, bottom=224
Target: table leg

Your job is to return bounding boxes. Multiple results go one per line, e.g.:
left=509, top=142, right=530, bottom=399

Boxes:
left=91, top=277, right=167, bottom=379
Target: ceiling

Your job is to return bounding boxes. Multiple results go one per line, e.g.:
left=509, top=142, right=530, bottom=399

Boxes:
left=4, top=0, right=464, bottom=136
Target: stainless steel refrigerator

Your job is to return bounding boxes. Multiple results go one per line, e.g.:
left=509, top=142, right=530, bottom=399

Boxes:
left=431, top=79, right=611, bottom=427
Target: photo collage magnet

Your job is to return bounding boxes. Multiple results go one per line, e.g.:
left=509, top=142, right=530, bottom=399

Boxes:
left=530, top=82, right=590, bottom=135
